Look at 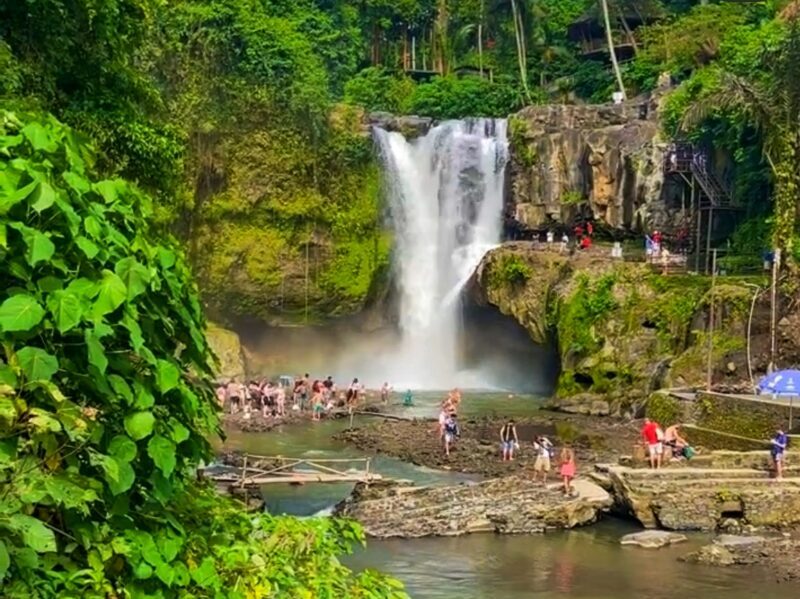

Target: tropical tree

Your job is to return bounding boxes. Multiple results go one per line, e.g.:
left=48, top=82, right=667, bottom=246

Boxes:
left=683, top=22, right=800, bottom=257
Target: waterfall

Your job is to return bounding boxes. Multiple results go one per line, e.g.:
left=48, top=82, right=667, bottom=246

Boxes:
left=373, top=119, right=508, bottom=389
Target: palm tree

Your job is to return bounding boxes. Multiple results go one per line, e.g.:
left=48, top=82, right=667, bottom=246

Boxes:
left=682, top=23, right=800, bottom=256
left=509, top=0, right=533, bottom=101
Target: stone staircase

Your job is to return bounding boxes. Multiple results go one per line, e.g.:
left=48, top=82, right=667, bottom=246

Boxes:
left=591, top=452, right=800, bottom=531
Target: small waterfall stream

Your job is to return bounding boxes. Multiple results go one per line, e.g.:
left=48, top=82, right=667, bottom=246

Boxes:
left=372, top=119, right=508, bottom=389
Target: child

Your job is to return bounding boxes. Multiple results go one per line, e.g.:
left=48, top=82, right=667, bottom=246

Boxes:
left=559, top=447, right=576, bottom=496
left=443, top=414, right=460, bottom=457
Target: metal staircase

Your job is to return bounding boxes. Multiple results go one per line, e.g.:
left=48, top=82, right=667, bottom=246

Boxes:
left=690, top=154, right=734, bottom=208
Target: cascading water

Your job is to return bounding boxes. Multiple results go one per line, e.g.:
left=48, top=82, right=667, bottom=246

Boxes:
left=372, top=119, right=508, bottom=389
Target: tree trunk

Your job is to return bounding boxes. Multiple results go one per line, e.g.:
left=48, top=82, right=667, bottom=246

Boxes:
left=478, top=0, right=484, bottom=76
left=600, top=0, right=626, bottom=100
left=510, top=0, right=531, bottom=101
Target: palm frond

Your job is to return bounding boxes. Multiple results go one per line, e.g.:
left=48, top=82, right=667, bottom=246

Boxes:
left=780, top=0, right=800, bottom=21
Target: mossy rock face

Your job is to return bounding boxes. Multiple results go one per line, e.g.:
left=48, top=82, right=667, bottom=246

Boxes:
left=645, top=392, right=688, bottom=425
left=475, top=245, right=761, bottom=411
left=188, top=106, right=390, bottom=325
left=206, top=323, right=246, bottom=381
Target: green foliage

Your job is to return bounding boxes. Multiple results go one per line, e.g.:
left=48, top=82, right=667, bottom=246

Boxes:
left=344, top=67, right=416, bottom=113
left=645, top=392, right=684, bottom=426
left=560, top=190, right=584, bottom=205
left=553, top=273, right=618, bottom=356
left=406, top=75, right=527, bottom=119
left=489, top=254, right=533, bottom=288
left=0, top=111, right=406, bottom=597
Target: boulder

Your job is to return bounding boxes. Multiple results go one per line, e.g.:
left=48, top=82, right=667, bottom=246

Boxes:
left=620, top=530, right=687, bottom=549
left=334, top=476, right=612, bottom=538
left=368, top=112, right=433, bottom=138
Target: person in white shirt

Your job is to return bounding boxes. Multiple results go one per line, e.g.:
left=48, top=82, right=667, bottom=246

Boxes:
left=533, top=435, right=553, bottom=484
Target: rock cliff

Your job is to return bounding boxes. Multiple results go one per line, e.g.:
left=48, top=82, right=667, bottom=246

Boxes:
left=206, top=323, right=246, bottom=380
left=471, top=243, right=753, bottom=414
left=335, top=476, right=611, bottom=538
left=507, top=97, right=679, bottom=233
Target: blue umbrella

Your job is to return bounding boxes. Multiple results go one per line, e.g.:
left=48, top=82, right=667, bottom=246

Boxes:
left=757, top=369, right=800, bottom=429
left=757, top=369, right=800, bottom=395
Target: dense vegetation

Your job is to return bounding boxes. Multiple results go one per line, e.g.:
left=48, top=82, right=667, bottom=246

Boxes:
left=0, top=112, right=407, bottom=596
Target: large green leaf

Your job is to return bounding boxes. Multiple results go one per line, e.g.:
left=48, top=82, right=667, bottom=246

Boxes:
left=21, top=122, right=58, bottom=153
left=0, top=294, right=45, bottom=332
left=0, top=397, right=17, bottom=424
left=109, top=375, right=134, bottom=404
left=16, top=347, right=59, bottom=382
left=7, top=514, right=56, bottom=553
left=108, top=435, right=137, bottom=463
left=115, top=257, right=150, bottom=300
left=0, top=539, right=9, bottom=581
left=46, top=290, right=84, bottom=334
left=75, top=236, right=99, bottom=259
left=108, top=460, right=135, bottom=496
left=133, top=382, right=154, bottom=409
left=0, top=179, right=37, bottom=215
left=124, top=411, right=155, bottom=441
left=31, top=181, right=56, bottom=212
left=147, top=435, right=176, bottom=477
left=92, top=270, right=127, bottom=318
left=0, top=223, right=6, bottom=249
left=10, top=223, right=56, bottom=266
left=85, top=330, right=108, bottom=374
left=155, top=360, right=180, bottom=393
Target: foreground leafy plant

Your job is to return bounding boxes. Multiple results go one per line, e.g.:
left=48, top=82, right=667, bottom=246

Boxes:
left=0, top=111, right=406, bottom=598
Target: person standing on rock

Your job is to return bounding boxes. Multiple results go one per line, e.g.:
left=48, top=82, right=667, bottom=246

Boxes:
left=380, top=382, right=391, bottom=404
left=641, top=418, right=663, bottom=469
left=559, top=447, right=577, bottom=496
left=443, top=413, right=460, bottom=457
left=771, top=428, right=789, bottom=480
left=533, top=435, right=553, bottom=484
left=500, top=420, right=519, bottom=461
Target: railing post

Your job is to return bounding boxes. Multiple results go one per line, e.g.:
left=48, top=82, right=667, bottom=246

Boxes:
left=365, top=458, right=370, bottom=483
left=240, top=454, right=248, bottom=489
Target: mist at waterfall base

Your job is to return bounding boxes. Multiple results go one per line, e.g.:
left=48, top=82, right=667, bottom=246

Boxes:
left=237, top=118, right=555, bottom=392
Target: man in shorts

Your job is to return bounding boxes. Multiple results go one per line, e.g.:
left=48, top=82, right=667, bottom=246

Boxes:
left=533, top=435, right=553, bottom=484
left=771, top=427, right=789, bottom=480
left=641, top=418, right=663, bottom=469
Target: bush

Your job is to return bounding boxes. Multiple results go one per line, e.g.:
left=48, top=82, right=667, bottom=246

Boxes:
left=343, top=67, right=415, bottom=113
left=406, top=75, right=526, bottom=119
left=0, top=111, right=406, bottom=598
left=490, top=255, right=533, bottom=287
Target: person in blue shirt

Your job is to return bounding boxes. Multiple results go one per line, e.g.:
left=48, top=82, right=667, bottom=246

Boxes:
left=403, top=389, right=413, bottom=407
left=771, top=428, right=789, bottom=480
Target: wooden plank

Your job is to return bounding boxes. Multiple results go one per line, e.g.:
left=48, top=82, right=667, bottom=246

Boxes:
left=246, top=473, right=383, bottom=485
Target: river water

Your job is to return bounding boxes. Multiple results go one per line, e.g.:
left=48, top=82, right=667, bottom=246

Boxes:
left=220, top=393, right=783, bottom=598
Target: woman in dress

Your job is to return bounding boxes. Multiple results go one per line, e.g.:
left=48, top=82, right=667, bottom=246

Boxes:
left=559, top=447, right=576, bottom=496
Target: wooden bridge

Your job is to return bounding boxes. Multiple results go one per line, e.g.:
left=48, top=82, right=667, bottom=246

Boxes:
left=203, top=454, right=383, bottom=487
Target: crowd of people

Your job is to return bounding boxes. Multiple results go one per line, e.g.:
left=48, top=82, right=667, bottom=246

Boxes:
left=215, top=374, right=378, bottom=421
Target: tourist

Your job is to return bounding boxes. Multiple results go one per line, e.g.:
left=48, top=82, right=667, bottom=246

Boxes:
left=771, top=427, right=789, bottom=481
left=533, top=435, right=553, bottom=484
left=275, top=386, right=286, bottom=417
left=323, top=375, right=335, bottom=403
left=403, top=389, right=413, bottom=406
left=226, top=379, right=242, bottom=414
left=580, top=235, right=591, bottom=251
left=215, top=384, right=226, bottom=409
left=641, top=418, right=663, bottom=469
left=443, top=413, right=460, bottom=457
left=500, top=420, right=519, bottom=461
left=663, top=424, right=688, bottom=459
left=586, top=221, right=594, bottom=237
left=437, top=404, right=448, bottom=440
left=560, top=233, right=568, bottom=254
left=546, top=230, right=554, bottom=247
left=661, top=246, right=671, bottom=275
left=381, top=382, right=391, bottom=404
left=311, top=387, right=324, bottom=422
left=559, top=447, right=577, bottom=496
left=346, top=378, right=360, bottom=407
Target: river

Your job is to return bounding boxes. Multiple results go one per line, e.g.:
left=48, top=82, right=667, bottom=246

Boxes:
left=220, top=392, right=783, bottom=598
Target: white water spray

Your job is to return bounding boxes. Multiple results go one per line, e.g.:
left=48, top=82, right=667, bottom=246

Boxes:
left=372, top=119, right=508, bottom=389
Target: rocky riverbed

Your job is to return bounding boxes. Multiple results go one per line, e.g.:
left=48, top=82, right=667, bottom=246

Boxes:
left=683, top=535, right=800, bottom=584
left=334, top=413, right=639, bottom=478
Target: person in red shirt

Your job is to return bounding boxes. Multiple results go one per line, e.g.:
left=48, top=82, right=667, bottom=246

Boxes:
left=641, top=418, right=663, bottom=469
left=587, top=221, right=594, bottom=237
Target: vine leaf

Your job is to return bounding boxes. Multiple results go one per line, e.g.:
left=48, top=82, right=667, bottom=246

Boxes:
left=16, top=347, right=59, bottom=382
left=46, top=290, right=84, bottom=334
left=31, top=181, right=56, bottom=212
left=147, top=435, right=176, bottom=477
left=115, top=257, right=150, bottom=300
left=85, top=330, right=108, bottom=374
left=7, top=514, right=57, bottom=553
left=124, top=411, right=155, bottom=441
left=108, top=435, right=137, bottom=463
left=92, top=270, right=127, bottom=318
left=0, top=539, right=9, bottom=581
left=0, top=294, right=45, bottom=332
left=155, top=360, right=180, bottom=393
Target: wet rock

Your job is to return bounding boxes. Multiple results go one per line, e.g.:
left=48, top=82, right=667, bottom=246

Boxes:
left=335, top=477, right=612, bottom=538
left=206, top=323, right=246, bottom=380
left=368, top=112, right=433, bottom=138
left=620, top=530, right=688, bottom=549
left=714, top=534, right=767, bottom=547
